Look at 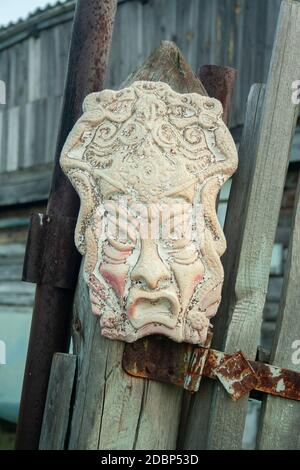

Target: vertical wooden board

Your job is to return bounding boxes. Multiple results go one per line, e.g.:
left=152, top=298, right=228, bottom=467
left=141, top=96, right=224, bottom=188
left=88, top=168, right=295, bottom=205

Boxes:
left=53, top=26, right=63, bottom=97
left=133, top=380, right=182, bottom=450
left=41, top=29, right=56, bottom=100
left=0, top=51, right=8, bottom=172
left=105, top=1, right=121, bottom=89
left=7, top=44, right=17, bottom=108
left=151, top=0, right=177, bottom=47
left=254, top=1, right=268, bottom=85
left=264, top=0, right=282, bottom=78
left=68, top=270, right=144, bottom=450
left=229, top=0, right=245, bottom=127
left=257, top=177, right=300, bottom=450
left=0, top=110, right=7, bottom=173
left=236, top=0, right=260, bottom=127
left=7, top=106, right=19, bottom=171
left=23, top=101, right=35, bottom=168
left=183, top=83, right=265, bottom=450
left=141, top=0, right=165, bottom=60
left=39, top=353, right=77, bottom=450
left=184, top=0, right=300, bottom=450
left=45, top=95, right=63, bottom=163
left=40, top=30, right=50, bottom=100
left=28, top=37, right=41, bottom=102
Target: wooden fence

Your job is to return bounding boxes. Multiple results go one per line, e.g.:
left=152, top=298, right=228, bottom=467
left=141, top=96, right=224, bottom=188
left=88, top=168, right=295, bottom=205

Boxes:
left=39, top=0, right=300, bottom=450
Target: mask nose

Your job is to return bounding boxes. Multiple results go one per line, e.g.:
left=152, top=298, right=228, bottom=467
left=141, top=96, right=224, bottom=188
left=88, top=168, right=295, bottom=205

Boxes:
left=131, top=239, right=171, bottom=289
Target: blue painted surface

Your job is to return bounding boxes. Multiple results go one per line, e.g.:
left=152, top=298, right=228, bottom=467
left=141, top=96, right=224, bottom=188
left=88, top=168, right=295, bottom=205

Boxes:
left=0, top=313, right=32, bottom=423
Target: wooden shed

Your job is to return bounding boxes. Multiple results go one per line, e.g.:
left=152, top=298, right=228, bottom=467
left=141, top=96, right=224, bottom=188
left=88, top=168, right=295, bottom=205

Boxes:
left=0, top=0, right=299, bottom=431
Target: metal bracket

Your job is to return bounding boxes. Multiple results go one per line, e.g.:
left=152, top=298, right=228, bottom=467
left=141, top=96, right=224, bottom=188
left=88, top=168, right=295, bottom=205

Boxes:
left=122, top=336, right=300, bottom=402
left=22, top=213, right=81, bottom=290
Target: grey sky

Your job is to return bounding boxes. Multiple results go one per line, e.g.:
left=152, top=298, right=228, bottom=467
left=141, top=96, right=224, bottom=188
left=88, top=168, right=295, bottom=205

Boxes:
left=0, top=0, right=59, bottom=28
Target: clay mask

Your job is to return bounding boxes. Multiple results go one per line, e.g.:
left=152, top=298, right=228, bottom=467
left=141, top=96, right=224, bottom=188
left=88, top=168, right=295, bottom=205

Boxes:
left=60, top=81, right=238, bottom=344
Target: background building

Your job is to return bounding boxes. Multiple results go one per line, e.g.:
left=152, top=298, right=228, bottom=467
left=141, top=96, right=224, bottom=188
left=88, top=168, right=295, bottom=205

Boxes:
left=0, top=0, right=299, bottom=447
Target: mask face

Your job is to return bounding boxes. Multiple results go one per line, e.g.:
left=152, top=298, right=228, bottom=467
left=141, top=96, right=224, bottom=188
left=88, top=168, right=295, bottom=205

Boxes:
left=61, top=81, right=238, bottom=344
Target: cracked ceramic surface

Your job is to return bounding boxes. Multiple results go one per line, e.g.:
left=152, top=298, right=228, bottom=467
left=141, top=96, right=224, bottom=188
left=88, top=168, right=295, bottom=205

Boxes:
left=60, top=81, right=238, bottom=344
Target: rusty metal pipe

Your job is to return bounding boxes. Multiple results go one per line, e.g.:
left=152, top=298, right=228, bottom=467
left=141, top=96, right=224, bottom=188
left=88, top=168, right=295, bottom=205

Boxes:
left=15, top=0, right=117, bottom=450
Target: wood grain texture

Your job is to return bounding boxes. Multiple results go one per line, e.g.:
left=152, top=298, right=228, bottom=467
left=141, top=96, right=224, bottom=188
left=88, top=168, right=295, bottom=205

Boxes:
left=257, top=176, right=300, bottom=450
left=67, top=41, right=206, bottom=450
left=184, top=0, right=300, bottom=450
left=39, top=353, right=77, bottom=450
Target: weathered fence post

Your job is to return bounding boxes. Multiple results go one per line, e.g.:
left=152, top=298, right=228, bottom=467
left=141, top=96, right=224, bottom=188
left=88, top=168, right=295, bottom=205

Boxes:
left=183, top=0, right=300, bottom=450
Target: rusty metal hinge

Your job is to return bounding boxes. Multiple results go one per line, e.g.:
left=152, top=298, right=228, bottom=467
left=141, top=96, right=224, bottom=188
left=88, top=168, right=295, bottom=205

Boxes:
left=122, top=335, right=300, bottom=402
left=22, top=213, right=81, bottom=290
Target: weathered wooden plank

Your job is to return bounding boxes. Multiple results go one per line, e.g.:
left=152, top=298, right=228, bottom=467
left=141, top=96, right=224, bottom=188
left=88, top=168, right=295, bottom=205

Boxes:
left=45, top=97, right=63, bottom=163
left=7, top=43, right=17, bottom=108
left=68, top=41, right=206, bottom=450
left=24, top=101, right=35, bottom=168
left=39, top=353, right=77, bottom=450
left=0, top=262, right=23, bottom=281
left=0, top=108, right=7, bottom=173
left=266, top=277, right=284, bottom=303
left=184, top=0, right=300, bottom=450
left=68, top=268, right=182, bottom=450
left=0, top=281, right=36, bottom=306
left=35, top=99, right=47, bottom=165
left=257, top=176, right=300, bottom=450
left=0, top=2, right=75, bottom=52
left=0, top=243, right=26, bottom=258
left=183, top=82, right=265, bottom=450
left=0, top=305, right=33, bottom=316
left=0, top=163, right=52, bottom=206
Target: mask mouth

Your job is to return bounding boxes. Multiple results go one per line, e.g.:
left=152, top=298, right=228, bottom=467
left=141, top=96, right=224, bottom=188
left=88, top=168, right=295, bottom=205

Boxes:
left=127, top=287, right=180, bottom=329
